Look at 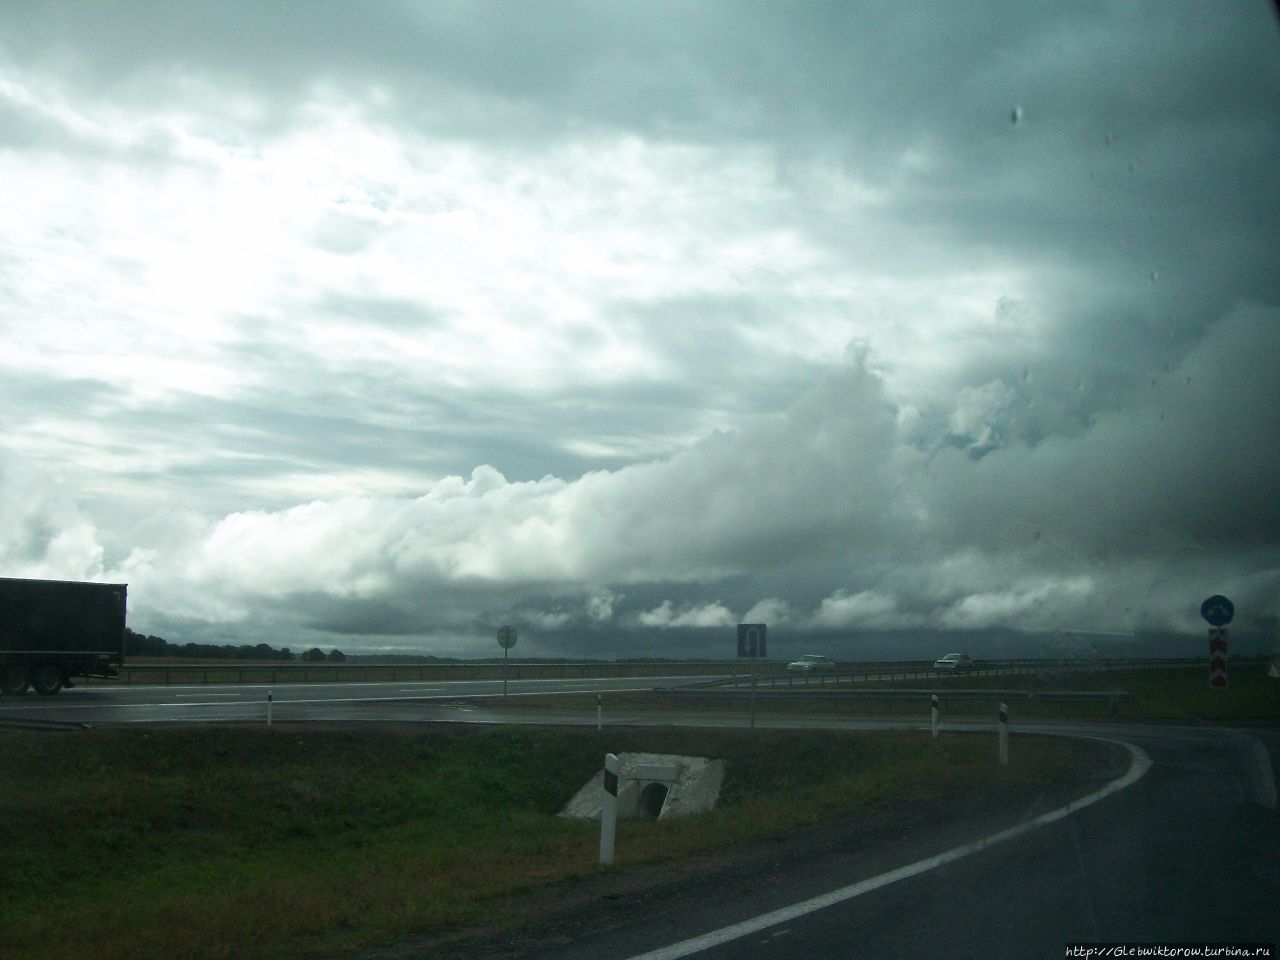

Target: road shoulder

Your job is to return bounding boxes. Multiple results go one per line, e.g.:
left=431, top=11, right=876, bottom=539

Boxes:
left=353, top=733, right=1130, bottom=960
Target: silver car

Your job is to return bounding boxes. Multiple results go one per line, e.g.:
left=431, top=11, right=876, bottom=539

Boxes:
left=787, top=654, right=836, bottom=673
left=933, top=653, right=973, bottom=672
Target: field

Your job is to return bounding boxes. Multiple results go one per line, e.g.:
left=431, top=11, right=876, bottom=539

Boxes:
left=0, top=724, right=1114, bottom=960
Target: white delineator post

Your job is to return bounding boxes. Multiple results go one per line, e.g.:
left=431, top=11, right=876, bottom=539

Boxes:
left=998, top=702, right=1009, bottom=765
left=931, top=693, right=939, bottom=739
left=267, top=689, right=273, bottom=728
left=596, top=693, right=602, bottom=733
left=599, top=753, right=620, bottom=866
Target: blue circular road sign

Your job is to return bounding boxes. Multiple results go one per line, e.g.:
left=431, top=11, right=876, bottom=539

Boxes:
left=1200, top=595, right=1234, bottom=627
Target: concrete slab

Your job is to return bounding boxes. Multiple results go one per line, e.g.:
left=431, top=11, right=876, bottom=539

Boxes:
left=559, top=752, right=725, bottom=822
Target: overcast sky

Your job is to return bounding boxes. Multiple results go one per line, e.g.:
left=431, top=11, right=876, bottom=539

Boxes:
left=2, top=1, right=1277, bottom=659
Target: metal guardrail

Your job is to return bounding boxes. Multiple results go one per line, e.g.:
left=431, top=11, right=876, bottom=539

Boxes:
left=91, top=661, right=736, bottom=685
left=659, top=686, right=1132, bottom=704
left=84, top=656, right=1206, bottom=687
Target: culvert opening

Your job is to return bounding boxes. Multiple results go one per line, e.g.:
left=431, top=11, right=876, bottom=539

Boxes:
left=639, top=782, right=669, bottom=818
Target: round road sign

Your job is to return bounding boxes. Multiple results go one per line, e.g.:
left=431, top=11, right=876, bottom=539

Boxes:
left=497, top=625, right=518, bottom=649
left=1200, top=595, right=1234, bottom=627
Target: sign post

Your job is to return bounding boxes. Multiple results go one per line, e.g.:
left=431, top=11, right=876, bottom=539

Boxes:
left=1208, top=628, right=1229, bottom=689
left=497, top=625, right=517, bottom=695
left=737, top=624, right=766, bottom=729
left=998, top=702, right=1009, bottom=765
left=599, top=753, right=619, bottom=865
left=1200, top=596, right=1233, bottom=690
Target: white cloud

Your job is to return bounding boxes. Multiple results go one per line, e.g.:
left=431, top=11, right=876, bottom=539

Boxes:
left=810, top=590, right=920, bottom=630
left=948, top=379, right=1018, bottom=455
left=742, top=597, right=791, bottom=625
left=585, top=588, right=619, bottom=622
left=0, top=453, right=107, bottom=582
left=937, top=576, right=1097, bottom=631
left=639, top=600, right=737, bottom=629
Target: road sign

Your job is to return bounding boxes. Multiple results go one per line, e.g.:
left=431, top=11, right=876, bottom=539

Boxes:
left=497, top=625, right=518, bottom=649
left=736, top=623, right=767, bottom=658
left=1208, top=627, right=1228, bottom=689
left=1200, top=595, right=1234, bottom=627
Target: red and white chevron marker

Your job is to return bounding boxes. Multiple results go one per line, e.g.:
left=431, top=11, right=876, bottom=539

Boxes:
left=1208, top=627, right=1228, bottom=689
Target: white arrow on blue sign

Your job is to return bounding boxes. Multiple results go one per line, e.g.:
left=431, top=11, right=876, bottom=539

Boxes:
left=1200, top=595, right=1234, bottom=627
left=737, top=623, right=767, bottom=658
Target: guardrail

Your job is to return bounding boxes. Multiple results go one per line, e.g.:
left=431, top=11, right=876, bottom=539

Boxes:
left=85, top=661, right=739, bottom=686
left=81, top=656, right=1206, bottom=687
left=660, top=686, right=1132, bottom=705
left=656, top=685, right=1133, bottom=717
left=707, top=663, right=1041, bottom=689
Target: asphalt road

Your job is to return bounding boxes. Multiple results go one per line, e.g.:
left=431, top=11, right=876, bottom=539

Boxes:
left=539, top=723, right=1279, bottom=960
left=0, top=674, right=713, bottom=725
left=4, top=678, right=1276, bottom=957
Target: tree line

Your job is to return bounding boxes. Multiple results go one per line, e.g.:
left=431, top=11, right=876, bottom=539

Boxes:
left=124, top=628, right=344, bottom=662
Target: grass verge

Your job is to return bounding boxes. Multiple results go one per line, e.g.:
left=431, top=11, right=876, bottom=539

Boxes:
left=1, top=724, right=1113, bottom=960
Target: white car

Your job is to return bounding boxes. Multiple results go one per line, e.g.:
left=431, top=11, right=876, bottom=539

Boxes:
left=933, top=653, right=973, bottom=672
left=787, top=654, right=836, bottom=673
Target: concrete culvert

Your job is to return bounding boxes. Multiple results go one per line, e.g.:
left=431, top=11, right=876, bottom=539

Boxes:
left=640, top=782, right=668, bottom=818
left=559, top=753, right=726, bottom=822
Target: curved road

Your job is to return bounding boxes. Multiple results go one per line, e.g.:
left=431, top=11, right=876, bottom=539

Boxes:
left=3, top=679, right=1276, bottom=956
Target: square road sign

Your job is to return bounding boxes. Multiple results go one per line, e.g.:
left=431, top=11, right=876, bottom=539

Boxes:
left=737, top=623, right=766, bottom=658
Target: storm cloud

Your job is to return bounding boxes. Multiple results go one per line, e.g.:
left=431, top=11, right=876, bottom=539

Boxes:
left=1, top=2, right=1277, bottom=658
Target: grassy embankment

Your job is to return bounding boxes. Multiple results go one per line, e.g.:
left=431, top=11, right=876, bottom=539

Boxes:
left=1, top=724, right=1110, bottom=960
left=485, top=665, right=1280, bottom=722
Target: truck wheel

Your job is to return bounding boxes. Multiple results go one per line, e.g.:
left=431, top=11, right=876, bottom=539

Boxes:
left=1, top=666, right=30, bottom=696
left=31, top=665, right=63, bottom=696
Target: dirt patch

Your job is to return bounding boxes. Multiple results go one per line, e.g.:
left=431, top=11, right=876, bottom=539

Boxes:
left=351, top=735, right=1129, bottom=960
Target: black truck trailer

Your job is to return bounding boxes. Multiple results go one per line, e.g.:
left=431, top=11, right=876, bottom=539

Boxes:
left=0, top=577, right=127, bottom=695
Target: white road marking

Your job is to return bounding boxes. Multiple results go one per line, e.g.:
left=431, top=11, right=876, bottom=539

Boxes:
left=622, top=739, right=1153, bottom=960
left=174, top=693, right=241, bottom=699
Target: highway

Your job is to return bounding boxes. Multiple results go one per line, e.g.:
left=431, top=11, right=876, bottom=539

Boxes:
left=0, top=674, right=716, bottom=725
left=3, top=678, right=1276, bottom=957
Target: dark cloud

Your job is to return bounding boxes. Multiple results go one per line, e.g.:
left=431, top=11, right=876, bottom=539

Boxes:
left=1, top=3, right=1276, bottom=654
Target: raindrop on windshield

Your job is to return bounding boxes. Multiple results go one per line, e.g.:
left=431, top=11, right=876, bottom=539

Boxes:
left=1010, top=105, right=1023, bottom=125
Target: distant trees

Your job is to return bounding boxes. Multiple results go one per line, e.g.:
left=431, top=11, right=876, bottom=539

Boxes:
left=121, top=628, right=355, bottom=663
left=124, top=628, right=294, bottom=661
left=121, top=628, right=353, bottom=664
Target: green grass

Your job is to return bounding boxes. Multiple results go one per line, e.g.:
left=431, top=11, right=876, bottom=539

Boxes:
left=0, top=724, right=1111, bottom=960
